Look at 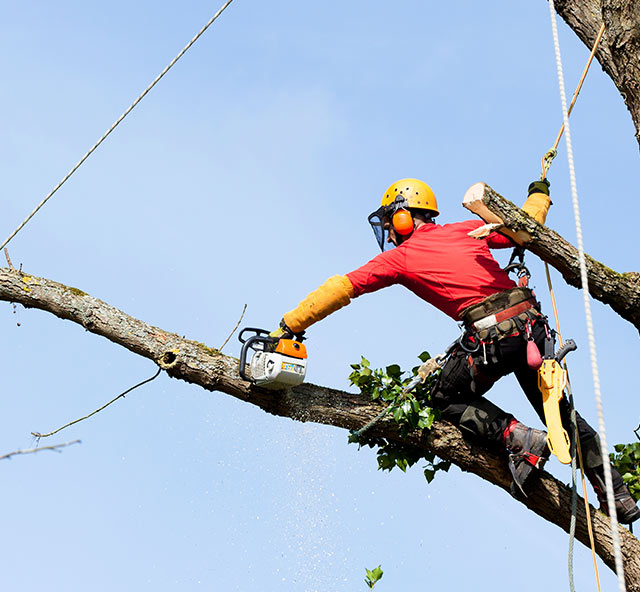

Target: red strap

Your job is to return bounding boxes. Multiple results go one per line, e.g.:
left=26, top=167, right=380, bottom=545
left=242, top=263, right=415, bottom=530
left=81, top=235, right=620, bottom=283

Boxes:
left=523, top=452, right=541, bottom=467
left=492, top=299, right=535, bottom=324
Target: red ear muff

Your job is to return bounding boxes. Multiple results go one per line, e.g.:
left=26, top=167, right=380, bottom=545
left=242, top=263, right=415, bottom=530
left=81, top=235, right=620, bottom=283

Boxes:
left=392, top=209, right=414, bottom=235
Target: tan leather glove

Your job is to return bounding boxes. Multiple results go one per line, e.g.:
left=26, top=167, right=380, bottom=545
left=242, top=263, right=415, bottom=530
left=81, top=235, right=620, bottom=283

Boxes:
left=282, top=275, right=355, bottom=333
left=522, top=180, right=551, bottom=224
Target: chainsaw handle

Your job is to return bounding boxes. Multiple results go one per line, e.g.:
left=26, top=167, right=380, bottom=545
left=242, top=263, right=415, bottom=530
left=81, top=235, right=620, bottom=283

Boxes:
left=239, top=334, right=263, bottom=382
left=238, top=332, right=278, bottom=382
left=238, top=327, right=271, bottom=345
left=555, top=339, right=577, bottom=363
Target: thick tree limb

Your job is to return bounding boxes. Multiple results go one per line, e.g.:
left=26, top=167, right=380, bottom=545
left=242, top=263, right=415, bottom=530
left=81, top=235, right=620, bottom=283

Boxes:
left=552, top=0, right=640, bottom=150
left=1, top=266, right=639, bottom=588
left=464, top=182, right=640, bottom=333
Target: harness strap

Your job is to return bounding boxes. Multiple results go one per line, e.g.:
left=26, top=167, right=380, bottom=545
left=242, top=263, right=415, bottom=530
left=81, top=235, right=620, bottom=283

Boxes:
left=471, top=298, right=536, bottom=331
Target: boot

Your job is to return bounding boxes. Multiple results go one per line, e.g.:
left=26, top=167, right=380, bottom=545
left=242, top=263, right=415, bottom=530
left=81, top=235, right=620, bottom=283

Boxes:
left=586, top=465, right=640, bottom=525
left=503, top=420, right=550, bottom=497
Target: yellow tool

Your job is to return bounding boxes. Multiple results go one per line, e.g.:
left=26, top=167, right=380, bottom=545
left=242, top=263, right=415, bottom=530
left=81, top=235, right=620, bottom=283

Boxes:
left=537, top=339, right=577, bottom=464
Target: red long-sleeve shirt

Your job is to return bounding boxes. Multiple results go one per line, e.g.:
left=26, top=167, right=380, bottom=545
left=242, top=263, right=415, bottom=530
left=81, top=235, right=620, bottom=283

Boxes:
left=346, top=220, right=516, bottom=320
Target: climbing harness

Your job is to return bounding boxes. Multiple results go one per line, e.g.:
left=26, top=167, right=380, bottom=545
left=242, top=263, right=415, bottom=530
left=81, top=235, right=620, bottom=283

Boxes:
left=503, top=247, right=531, bottom=288
left=0, top=0, right=235, bottom=253
left=546, top=3, right=626, bottom=591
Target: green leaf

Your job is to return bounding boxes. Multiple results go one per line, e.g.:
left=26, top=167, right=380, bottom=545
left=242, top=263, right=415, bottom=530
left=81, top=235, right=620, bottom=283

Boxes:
left=424, top=468, right=436, bottom=483
left=395, top=406, right=407, bottom=422
left=436, top=460, right=451, bottom=472
left=418, top=351, right=431, bottom=362
left=361, top=356, right=370, bottom=368
left=385, top=364, right=402, bottom=378
left=348, top=432, right=361, bottom=444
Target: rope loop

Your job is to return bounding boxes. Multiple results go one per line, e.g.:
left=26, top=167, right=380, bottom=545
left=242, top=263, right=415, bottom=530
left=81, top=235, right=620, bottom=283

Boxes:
left=541, top=149, right=557, bottom=180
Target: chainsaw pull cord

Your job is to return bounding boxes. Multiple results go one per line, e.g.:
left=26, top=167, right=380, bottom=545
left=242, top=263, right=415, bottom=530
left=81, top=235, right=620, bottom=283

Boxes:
left=350, top=404, right=395, bottom=440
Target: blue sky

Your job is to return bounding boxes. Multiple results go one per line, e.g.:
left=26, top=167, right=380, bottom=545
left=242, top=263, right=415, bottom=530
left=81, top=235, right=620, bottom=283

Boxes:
left=1, top=1, right=639, bottom=590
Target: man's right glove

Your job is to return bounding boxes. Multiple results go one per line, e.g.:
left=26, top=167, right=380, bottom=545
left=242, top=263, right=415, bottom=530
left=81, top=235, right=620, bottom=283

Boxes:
left=269, top=319, right=294, bottom=340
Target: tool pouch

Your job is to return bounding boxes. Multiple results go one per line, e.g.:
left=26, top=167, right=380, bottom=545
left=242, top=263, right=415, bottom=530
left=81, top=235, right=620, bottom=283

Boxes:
left=461, top=287, right=536, bottom=325
left=460, top=287, right=542, bottom=343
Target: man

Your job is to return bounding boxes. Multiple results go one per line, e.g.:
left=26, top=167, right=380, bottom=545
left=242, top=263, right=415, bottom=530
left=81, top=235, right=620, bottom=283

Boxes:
left=271, top=178, right=639, bottom=523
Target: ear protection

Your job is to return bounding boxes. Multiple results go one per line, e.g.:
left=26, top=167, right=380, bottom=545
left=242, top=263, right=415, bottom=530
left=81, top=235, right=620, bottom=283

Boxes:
left=392, top=209, right=414, bottom=235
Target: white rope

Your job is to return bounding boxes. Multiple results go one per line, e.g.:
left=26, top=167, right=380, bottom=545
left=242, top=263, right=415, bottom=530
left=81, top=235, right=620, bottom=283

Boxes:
left=546, top=3, right=627, bottom=591
left=0, top=0, right=235, bottom=252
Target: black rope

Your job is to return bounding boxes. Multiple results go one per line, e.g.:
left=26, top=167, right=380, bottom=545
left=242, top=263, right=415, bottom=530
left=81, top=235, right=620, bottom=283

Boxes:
left=32, top=367, right=162, bottom=439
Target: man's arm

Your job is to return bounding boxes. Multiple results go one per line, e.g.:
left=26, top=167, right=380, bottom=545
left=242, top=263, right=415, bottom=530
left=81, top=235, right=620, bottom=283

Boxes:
left=282, top=275, right=355, bottom=334
left=274, top=252, right=401, bottom=335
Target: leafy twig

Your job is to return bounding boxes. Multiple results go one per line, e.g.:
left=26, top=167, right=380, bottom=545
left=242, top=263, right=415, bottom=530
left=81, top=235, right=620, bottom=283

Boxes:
left=348, top=354, right=449, bottom=482
left=0, top=439, right=81, bottom=460
left=365, top=565, right=383, bottom=589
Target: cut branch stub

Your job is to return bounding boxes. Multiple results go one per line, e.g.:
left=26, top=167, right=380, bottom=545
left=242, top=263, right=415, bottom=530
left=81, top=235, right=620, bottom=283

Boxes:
left=158, top=350, right=179, bottom=369
left=462, top=183, right=640, bottom=334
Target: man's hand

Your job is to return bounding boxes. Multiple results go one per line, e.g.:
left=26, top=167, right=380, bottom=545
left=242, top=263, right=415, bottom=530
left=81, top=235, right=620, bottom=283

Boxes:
left=269, top=319, right=294, bottom=340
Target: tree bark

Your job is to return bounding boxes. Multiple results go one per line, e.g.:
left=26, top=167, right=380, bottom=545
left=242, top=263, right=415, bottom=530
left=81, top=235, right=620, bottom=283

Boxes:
left=471, top=183, right=640, bottom=333
left=552, top=0, right=640, bottom=150
left=1, top=266, right=639, bottom=589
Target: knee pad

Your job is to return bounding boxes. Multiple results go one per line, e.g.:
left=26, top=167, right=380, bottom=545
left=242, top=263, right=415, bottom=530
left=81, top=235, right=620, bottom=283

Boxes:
left=459, top=398, right=505, bottom=439
left=580, top=433, right=603, bottom=469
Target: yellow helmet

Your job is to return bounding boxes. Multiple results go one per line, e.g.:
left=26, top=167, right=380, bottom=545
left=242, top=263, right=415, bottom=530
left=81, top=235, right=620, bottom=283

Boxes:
left=381, top=178, right=439, bottom=214
left=368, top=178, right=438, bottom=251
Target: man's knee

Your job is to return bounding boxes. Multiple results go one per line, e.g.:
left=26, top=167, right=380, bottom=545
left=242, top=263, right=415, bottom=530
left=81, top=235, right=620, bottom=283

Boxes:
left=459, top=398, right=508, bottom=441
left=580, top=433, right=604, bottom=469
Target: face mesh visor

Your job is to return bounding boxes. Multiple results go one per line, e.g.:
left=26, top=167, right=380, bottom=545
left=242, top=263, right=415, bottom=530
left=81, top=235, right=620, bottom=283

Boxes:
left=367, top=207, right=392, bottom=251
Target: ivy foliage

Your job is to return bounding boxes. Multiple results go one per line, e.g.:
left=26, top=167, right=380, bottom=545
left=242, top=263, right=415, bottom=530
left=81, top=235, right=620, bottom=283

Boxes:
left=364, top=565, right=383, bottom=589
left=610, top=440, right=640, bottom=502
left=348, top=353, right=450, bottom=482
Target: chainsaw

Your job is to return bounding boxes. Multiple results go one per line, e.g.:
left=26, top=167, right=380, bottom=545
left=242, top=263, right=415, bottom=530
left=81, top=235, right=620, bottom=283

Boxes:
left=238, top=327, right=307, bottom=389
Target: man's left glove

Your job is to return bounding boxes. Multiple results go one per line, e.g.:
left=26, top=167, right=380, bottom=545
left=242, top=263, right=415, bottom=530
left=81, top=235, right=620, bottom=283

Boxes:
left=522, top=179, right=551, bottom=224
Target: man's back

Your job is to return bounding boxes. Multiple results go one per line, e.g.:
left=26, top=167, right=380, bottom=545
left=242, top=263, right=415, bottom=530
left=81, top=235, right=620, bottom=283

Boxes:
left=346, top=220, right=516, bottom=320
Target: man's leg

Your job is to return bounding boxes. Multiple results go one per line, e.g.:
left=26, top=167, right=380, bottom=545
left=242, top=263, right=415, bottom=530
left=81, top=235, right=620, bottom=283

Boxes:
left=430, top=345, right=549, bottom=494
left=510, top=322, right=639, bottom=523
left=430, top=347, right=510, bottom=443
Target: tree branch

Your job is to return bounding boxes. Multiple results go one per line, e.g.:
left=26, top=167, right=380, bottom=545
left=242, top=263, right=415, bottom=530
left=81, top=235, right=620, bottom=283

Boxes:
left=464, top=182, right=640, bottom=333
left=1, top=266, right=638, bottom=588
left=0, top=440, right=81, bottom=460
left=552, top=0, right=640, bottom=150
